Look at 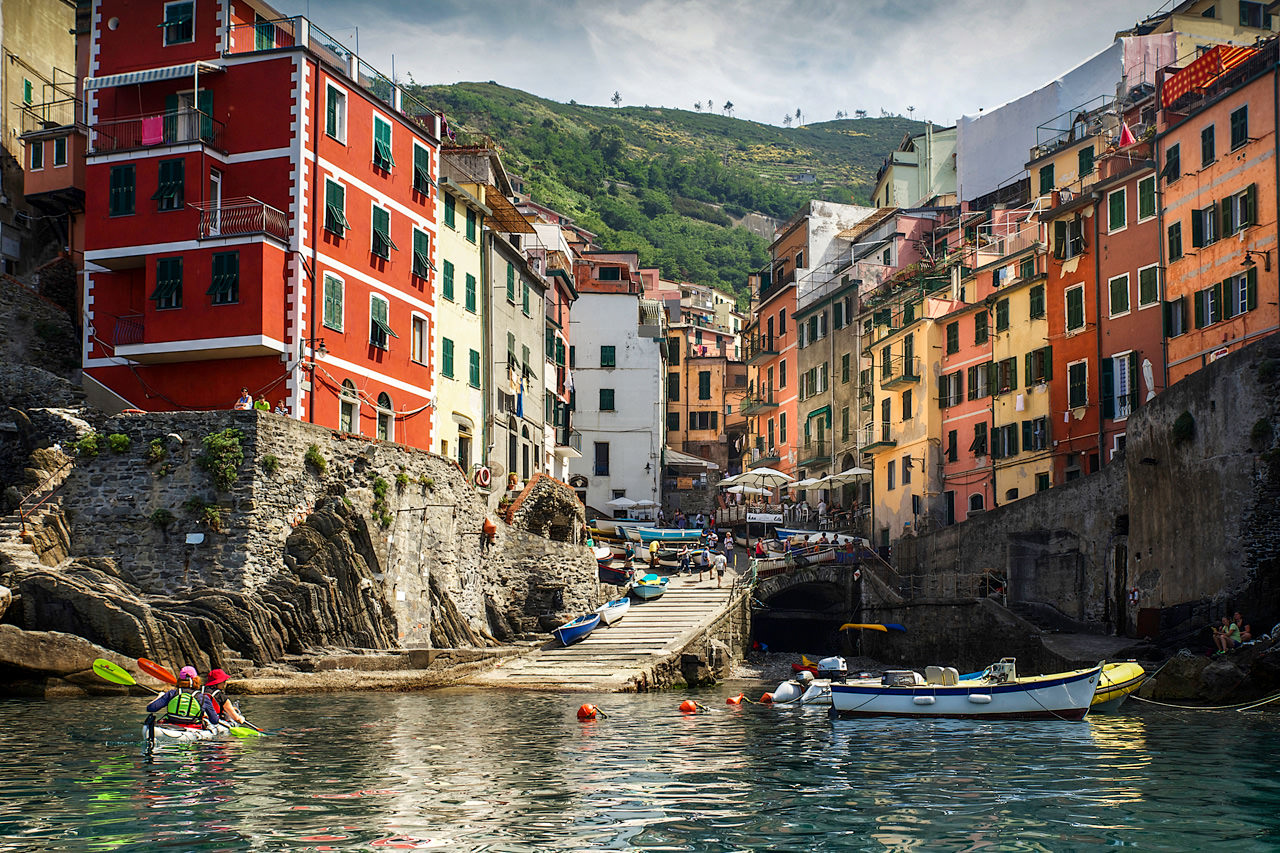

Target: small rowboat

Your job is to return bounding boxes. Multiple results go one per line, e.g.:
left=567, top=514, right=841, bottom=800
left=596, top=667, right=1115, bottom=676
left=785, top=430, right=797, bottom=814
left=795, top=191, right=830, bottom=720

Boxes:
left=593, top=546, right=613, bottom=567
left=551, top=613, right=600, bottom=646
left=1091, top=661, right=1146, bottom=711
left=598, top=563, right=633, bottom=586
left=630, top=575, right=668, bottom=600
left=624, top=526, right=704, bottom=545
left=595, top=596, right=631, bottom=625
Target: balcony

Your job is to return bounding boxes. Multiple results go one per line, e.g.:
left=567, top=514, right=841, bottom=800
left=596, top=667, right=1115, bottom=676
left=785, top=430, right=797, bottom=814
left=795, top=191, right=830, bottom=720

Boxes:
left=744, top=332, right=778, bottom=364
left=750, top=444, right=781, bottom=466
left=797, top=437, right=831, bottom=469
left=858, top=423, right=897, bottom=453
left=880, top=354, right=921, bottom=388
left=554, top=429, right=582, bottom=458
left=89, top=109, right=225, bottom=155
left=192, top=197, right=289, bottom=243
left=107, top=312, right=288, bottom=364
left=740, top=383, right=779, bottom=415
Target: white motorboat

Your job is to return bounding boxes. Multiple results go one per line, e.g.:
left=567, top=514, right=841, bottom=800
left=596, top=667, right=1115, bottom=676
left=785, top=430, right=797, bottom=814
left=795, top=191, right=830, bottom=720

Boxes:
left=595, top=596, right=631, bottom=625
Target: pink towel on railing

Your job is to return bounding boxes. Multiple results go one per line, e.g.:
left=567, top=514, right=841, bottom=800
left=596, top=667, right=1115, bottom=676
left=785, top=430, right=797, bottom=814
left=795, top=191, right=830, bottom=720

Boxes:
left=141, top=115, right=164, bottom=145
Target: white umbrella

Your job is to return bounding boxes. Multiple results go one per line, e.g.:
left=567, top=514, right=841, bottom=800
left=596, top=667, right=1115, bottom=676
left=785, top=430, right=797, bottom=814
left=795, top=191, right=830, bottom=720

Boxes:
left=726, top=484, right=770, bottom=495
left=606, top=496, right=638, bottom=508
left=730, top=467, right=795, bottom=489
left=793, top=477, right=822, bottom=489
left=821, top=466, right=873, bottom=487
left=633, top=499, right=658, bottom=507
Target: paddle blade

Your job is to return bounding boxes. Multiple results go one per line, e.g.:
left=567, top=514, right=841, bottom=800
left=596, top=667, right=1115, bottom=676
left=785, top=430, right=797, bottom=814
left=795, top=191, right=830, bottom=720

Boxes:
left=138, top=658, right=177, bottom=685
left=92, top=658, right=136, bottom=686
left=228, top=726, right=262, bottom=738
left=883, top=623, right=907, bottom=632
left=839, top=623, right=889, bottom=632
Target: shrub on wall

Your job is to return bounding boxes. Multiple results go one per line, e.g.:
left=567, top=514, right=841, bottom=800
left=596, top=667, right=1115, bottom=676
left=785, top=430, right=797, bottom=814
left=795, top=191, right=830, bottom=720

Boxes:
left=149, top=508, right=175, bottom=528
left=198, top=428, right=244, bottom=491
left=1251, top=418, right=1274, bottom=447
left=106, top=433, right=131, bottom=454
left=261, top=453, right=280, bottom=474
left=146, top=438, right=167, bottom=464
left=73, top=433, right=101, bottom=457
left=304, top=444, right=327, bottom=475
left=1172, top=411, right=1196, bottom=443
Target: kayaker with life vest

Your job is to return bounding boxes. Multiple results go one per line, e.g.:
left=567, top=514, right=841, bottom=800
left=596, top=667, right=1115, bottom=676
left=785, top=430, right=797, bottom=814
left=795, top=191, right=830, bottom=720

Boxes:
left=145, top=666, right=220, bottom=727
left=203, top=668, right=246, bottom=726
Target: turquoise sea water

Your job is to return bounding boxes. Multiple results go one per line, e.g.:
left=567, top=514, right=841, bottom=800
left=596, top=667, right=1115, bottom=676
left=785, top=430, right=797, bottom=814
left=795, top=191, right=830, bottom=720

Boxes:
left=0, top=685, right=1278, bottom=851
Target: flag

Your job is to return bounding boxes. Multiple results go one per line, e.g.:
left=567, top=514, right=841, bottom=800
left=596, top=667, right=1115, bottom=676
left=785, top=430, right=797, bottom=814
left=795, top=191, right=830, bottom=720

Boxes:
left=1118, top=123, right=1136, bottom=147
left=516, top=376, right=524, bottom=417
left=564, top=367, right=574, bottom=393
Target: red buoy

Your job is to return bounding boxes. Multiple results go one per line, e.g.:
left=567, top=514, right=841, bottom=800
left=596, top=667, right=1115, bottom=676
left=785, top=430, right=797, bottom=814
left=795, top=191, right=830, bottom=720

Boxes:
left=760, top=692, right=774, bottom=703
left=577, top=704, right=599, bottom=720
left=726, top=693, right=744, bottom=705
left=679, top=700, right=699, bottom=714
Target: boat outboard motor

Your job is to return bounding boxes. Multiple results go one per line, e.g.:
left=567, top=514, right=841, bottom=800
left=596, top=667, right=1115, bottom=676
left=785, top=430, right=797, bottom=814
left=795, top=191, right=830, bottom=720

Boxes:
left=797, top=669, right=815, bottom=685
left=816, top=656, right=847, bottom=682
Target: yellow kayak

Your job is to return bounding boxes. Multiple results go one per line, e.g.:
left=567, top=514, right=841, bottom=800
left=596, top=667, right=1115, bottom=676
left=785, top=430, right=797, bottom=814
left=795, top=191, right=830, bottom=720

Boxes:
left=1092, top=661, right=1146, bottom=711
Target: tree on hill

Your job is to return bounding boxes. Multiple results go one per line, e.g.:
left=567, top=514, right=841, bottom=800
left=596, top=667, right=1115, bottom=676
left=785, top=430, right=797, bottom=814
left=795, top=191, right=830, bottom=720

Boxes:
left=783, top=114, right=792, bottom=127
left=611, top=91, right=622, bottom=107
left=723, top=100, right=734, bottom=117
left=694, top=101, right=702, bottom=112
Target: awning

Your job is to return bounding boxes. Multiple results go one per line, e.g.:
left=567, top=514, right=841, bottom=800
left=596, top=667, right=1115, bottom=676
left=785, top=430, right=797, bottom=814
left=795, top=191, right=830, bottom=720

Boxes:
left=486, top=188, right=535, bottom=234
left=85, top=62, right=223, bottom=91
left=1161, top=45, right=1256, bottom=108
left=664, top=447, right=720, bottom=470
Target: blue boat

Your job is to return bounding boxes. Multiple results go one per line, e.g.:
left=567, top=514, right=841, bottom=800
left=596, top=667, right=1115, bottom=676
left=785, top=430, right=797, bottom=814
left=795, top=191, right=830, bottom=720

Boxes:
left=598, top=562, right=633, bottom=586
left=630, top=575, right=668, bottom=600
left=551, top=613, right=601, bottom=646
left=624, top=526, right=704, bottom=545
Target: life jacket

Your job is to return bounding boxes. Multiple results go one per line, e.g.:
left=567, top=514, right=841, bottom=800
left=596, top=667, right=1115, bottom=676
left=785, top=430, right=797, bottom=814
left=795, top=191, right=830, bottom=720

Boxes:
left=206, top=689, right=226, bottom=716
left=164, top=687, right=205, bottom=724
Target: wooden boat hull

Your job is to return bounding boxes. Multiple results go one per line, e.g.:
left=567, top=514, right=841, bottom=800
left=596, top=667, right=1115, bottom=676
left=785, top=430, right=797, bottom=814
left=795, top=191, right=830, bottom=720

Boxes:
left=598, top=564, right=632, bottom=586
left=595, top=597, right=631, bottom=625
left=551, top=614, right=601, bottom=646
left=624, top=527, right=704, bottom=545
left=1091, top=661, right=1145, bottom=711
left=830, top=664, right=1101, bottom=720
left=630, top=579, right=668, bottom=600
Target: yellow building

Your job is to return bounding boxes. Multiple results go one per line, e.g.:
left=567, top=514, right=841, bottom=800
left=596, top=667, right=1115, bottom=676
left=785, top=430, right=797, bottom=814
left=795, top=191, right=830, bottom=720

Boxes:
left=1120, top=1, right=1275, bottom=65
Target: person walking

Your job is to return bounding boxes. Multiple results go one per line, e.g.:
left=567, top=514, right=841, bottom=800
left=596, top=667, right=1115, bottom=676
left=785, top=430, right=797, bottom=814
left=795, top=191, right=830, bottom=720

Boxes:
left=723, top=535, right=735, bottom=571
left=713, top=550, right=728, bottom=587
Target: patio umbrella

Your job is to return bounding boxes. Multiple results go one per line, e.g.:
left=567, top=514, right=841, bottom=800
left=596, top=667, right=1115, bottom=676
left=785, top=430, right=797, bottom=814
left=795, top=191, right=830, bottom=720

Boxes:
left=633, top=499, right=658, bottom=507
left=793, top=477, right=822, bottom=489
left=819, top=467, right=873, bottom=488
left=606, top=496, right=638, bottom=509
left=725, top=484, right=770, bottom=495
left=730, top=467, right=795, bottom=489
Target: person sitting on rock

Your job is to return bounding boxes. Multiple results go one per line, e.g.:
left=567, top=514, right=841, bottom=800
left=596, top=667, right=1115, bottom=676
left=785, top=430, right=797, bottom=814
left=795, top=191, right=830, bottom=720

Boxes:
left=1213, top=616, right=1242, bottom=654
left=1234, top=612, right=1252, bottom=643
left=146, top=666, right=220, bottom=727
left=203, top=668, right=246, bottom=726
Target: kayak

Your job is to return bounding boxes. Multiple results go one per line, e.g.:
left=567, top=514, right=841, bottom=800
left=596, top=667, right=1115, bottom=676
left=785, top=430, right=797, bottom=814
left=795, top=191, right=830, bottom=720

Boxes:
left=144, top=715, right=230, bottom=744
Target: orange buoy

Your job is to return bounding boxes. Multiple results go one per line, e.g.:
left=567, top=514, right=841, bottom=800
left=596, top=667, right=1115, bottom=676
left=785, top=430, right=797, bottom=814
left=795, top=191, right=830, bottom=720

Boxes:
left=726, top=693, right=744, bottom=705
left=679, top=700, right=699, bottom=714
left=577, top=704, right=599, bottom=720
left=760, top=692, right=774, bottom=703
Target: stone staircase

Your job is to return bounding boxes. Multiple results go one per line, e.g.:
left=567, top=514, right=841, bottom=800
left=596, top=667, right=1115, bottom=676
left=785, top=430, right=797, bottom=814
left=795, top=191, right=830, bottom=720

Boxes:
left=0, top=463, right=72, bottom=573
left=469, top=572, right=737, bottom=691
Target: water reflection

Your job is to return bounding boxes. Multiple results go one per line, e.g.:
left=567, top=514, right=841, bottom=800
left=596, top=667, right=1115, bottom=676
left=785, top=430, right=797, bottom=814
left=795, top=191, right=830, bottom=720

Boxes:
left=2, top=692, right=1280, bottom=851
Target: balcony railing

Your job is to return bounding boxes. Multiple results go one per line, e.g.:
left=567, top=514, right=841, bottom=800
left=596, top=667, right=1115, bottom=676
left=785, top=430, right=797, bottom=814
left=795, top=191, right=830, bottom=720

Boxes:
left=192, top=197, right=289, bottom=242
left=741, top=383, right=779, bottom=415
left=744, top=332, right=778, bottom=364
left=858, top=422, right=897, bottom=452
left=750, top=445, right=781, bottom=465
left=798, top=437, right=831, bottom=468
left=881, top=354, right=921, bottom=388
left=113, top=314, right=144, bottom=348
left=90, top=109, right=224, bottom=155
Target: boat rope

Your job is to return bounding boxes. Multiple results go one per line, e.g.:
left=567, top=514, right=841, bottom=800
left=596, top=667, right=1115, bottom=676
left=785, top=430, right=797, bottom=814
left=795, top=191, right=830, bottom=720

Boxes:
left=1129, top=691, right=1280, bottom=712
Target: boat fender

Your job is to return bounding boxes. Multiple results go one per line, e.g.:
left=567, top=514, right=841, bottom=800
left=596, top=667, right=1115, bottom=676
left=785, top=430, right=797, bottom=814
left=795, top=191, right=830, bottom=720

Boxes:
left=760, top=692, right=774, bottom=703
left=577, top=704, right=606, bottom=720
left=968, top=694, right=993, bottom=704
left=913, top=696, right=936, bottom=705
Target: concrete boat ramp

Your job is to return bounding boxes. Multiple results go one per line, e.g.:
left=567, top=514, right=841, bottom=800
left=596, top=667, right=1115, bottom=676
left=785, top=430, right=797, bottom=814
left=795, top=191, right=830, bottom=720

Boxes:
left=468, top=574, right=740, bottom=691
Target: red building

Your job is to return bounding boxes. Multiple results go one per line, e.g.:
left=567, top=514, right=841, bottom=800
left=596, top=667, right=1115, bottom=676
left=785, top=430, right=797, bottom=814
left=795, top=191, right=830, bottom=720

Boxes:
left=82, top=4, right=442, bottom=448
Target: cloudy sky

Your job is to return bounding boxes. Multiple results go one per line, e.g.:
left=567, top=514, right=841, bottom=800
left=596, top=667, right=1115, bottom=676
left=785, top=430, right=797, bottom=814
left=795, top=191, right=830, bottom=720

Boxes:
left=277, top=0, right=1161, bottom=126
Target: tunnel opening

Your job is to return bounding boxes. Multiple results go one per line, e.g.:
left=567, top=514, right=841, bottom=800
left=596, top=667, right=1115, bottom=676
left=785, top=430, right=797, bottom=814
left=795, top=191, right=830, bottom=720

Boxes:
left=750, top=581, right=859, bottom=655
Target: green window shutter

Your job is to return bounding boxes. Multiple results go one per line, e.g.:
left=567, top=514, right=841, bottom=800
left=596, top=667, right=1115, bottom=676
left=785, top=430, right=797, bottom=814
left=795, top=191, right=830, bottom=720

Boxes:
left=600, top=388, right=615, bottom=410
left=469, top=349, right=481, bottom=387
left=151, top=257, right=183, bottom=307
left=1129, top=352, right=1140, bottom=411
left=995, top=299, right=1009, bottom=331
left=1039, top=164, right=1053, bottom=194
left=412, top=230, right=432, bottom=278
left=442, top=260, right=454, bottom=301
left=444, top=193, right=456, bottom=228
left=326, top=90, right=338, bottom=137
left=1213, top=280, right=1223, bottom=321
left=1022, top=420, right=1033, bottom=451
left=1191, top=210, right=1203, bottom=248
left=1025, top=352, right=1034, bottom=384
left=371, top=206, right=395, bottom=258
left=207, top=251, right=239, bottom=302
left=1221, top=196, right=1234, bottom=236
left=506, top=263, right=515, bottom=301
left=1194, top=289, right=1206, bottom=328
left=1163, top=300, right=1175, bottom=337
left=152, top=159, right=184, bottom=209
left=1101, top=357, right=1115, bottom=419
left=109, top=165, right=136, bottom=216
left=522, top=281, right=530, bottom=314
left=1078, top=145, right=1094, bottom=176
left=1009, top=357, right=1018, bottom=390
left=324, top=276, right=342, bottom=329
left=1043, top=346, right=1052, bottom=381
left=465, top=273, right=476, bottom=312
left=325, top=181, right=348, bottom=235
left=1247, top=266, right=1258, bottom=310
left=163, top=93, right=179, bottom=142
left=1053, top=220, right=1067, bottom=259
left=1139, top=177, right=1156, bottom=219
left=1167, top=222, right=1181, bottom=259
left=373, top=118, right=394, bottom=170
left=1243, top=183, right=1257, bottom=226
left=413, top=146, right=432, bottom=194
left=466, top=208, right=477, bottom=242
left=1066, top=289, right=1083, bottom=330
left=1109, top=190, right=1125, bottom=230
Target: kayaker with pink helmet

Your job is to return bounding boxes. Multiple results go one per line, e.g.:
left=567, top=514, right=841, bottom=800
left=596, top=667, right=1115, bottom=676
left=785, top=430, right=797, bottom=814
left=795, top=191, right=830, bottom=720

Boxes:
left=145, top=666, right=221, bottom=727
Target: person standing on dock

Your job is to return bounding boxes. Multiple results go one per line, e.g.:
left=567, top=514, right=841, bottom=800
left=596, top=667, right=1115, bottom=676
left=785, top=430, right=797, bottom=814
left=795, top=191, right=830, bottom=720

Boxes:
left=723, top=535, right=735, bottom=570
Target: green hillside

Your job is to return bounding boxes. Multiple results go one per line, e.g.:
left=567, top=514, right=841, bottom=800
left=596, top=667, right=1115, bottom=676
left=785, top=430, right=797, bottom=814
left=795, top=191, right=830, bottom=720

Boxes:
left=413, top=82, right=923, bottom=301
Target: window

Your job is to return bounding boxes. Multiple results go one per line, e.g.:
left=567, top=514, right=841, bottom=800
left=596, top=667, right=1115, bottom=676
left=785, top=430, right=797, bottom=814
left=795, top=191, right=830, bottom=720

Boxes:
left=466, top=208, right=477, bottom=243
left=1201, top=124, right=1216, bottom=166
left=939, top=371, right=963, bottom=407
left=369, top=295, right=397, bottom=349
left=970, top=422, right=988, bottom=456
left=1195, top=282, right=1224, bottom=328
left=506, top=263, right=516, bottom=302
left=778, top=309, right=786, bottom=334
left=1138, top=176, right=1156, bottom=221
left=995, top=357, right=1017, bottom=394
left=371, top=205, right=396, bottom=259
left=668, top=411, right=680, bottom=432
left=1240, top=0, right=1269, bottom=26
left=444, top=193, right=456, bottom=228
left=376, top=393, right=393, bottom=441
left=1163, top=143, right=1180, bottom=183
left=946, top=430, right=957, bottom=463
left=992, top=424, right=1019, bottom=459
left=1168, top=221, right=1183, bottom=261
left=1138, top=264, right=1159, bottom=308
left=29, top=139, right=43, bottom=171
left=323, top=274, right=344, bottom=331
left=339, top=380, right=358, bottom=433
left=1039, top=163, right=1054, bottom=195
left=887, top=460, right=896, bottom=490
left=995, top=298, right=1009, bottom=332
left=1029, top=284, right=1045, bottom=318
left=974, top=311, right=988, bottom=345
left=522, top=280, right=530, bottom=316
left=1107, top=188, right=1126, bottom=233
left=521, top=344, right=531, bottom=376
left=151, top=256, right=183, bottom=309
left=53, top=136, right=67, bottom=167
left=412, top=229, right=432, bottom=279
left=437, top=262, right=454, bottom=304
left=468, top=349, right=481, bottom=388
left=1223, top=184, right=1258, bottom=235
left=22, top=78, right=32, bottom=106
left=324, top=180, right=348, bottom=236
left=148, top=158, right=184, bottom=211
left=698, top=370, right=711, bottom=399
left=109, top=165, right=135, bottom=216
left=1109, top=273, right=1130, bottom=317
left=902, top=389, right=913, bottom=420
left=1078, top=144, right=1094, bottom=177
left=779, top=412, right=787, bottom=444
left=1231, top=105, right=1249, bottom=149
left=1053, top=216, right=1087, bottom=260
left=372, top=115, right=394, bottom=171
left=841, top=406, right=850, bottom=440
left=946, top=322, right=959, bottom=354
left=411, top=316, right=427, bottom=364
left=601, top=345, right=616, bottom=368
left=594, top=442, right=610, bottom=476
left=1065, top=285, right=1086, bottom=332
left=413, top=144, right=432, bottom=194
left=1036, top=472, right=1051, bottom=493
left=841, top=353, right=850, bottom=383
left=1164, top=296, right=1188, bottom=338
left=208, top=251, right=239, bottom=305
left=600, top=388, right=616, bottom=411
left=464, top=273, right=477, bottom=313
left=1026, top=346, right=1053, bottom=385
left=902, top=454, right=912, bottom=485
left=325, top=84, right=346, bottom=142
left=598, top=266, right=621, bottom=281
left=1191, top=202, right=1219, bottom=247
left=966, top=362, right=991, bottom=400
left=1104, top=352, right=1139, bottom=420
left=690, top=411, right=719, bottom=430
left=163, top=1, right=194, bottom=45
left=1067, top=360, right=1088, bottom=408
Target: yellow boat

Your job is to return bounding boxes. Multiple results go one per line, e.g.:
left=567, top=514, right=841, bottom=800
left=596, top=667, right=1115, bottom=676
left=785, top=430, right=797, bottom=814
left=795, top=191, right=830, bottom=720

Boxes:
left=1091, top=661, right=1146, bottom=711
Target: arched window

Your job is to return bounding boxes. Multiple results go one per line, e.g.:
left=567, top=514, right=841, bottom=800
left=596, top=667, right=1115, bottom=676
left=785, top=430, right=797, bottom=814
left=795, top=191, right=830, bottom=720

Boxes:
left=376, top=391, right=393, bottom=441
left=969, top=493, right=985, bottom=513
left=339, top=379, right=358, bottom=433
